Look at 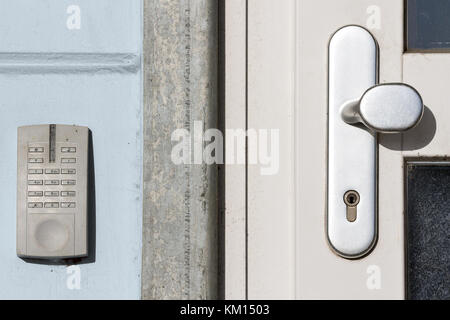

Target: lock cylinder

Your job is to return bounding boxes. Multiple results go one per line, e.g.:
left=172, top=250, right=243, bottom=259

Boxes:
left=344, top=190, right=360, bottom=222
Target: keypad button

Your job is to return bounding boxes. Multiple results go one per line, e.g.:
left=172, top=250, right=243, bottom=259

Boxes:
left=28, top=191, right=43, bottom=197
left=61, top=191, right=76, bottom=197
left=44, top=191, right=59, bottom=197
left=28, top=169, right=43, bottom=174
left=61, top=147, right=76, bottom=153
left=61, top=180, right=76, bottom=185
left=44, top=202, right=59, bottom=209
left=28, top=147, right=44, bottom=153
left=44, top=180, right=60, bottom=185
left=61, top=158, right=76, bottom=164
left=28, top=202, right=43, bottom=208
left=45, top=169, right=60, bottom=174
left=28, top=158, right=44, bottom=164
left=61, top=169, right=76, bottom=174
left=28, top=180, right=43, bottom=185
left=61, top=202, right=76, bottom=209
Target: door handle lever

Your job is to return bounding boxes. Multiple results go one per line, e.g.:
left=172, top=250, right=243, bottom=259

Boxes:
left=340, top=83, right=424, bottom=133
left=327, top=25, right=424, bottom=259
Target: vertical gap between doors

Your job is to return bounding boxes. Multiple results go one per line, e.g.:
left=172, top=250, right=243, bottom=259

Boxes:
left=245, top=0, right=249, bottom=301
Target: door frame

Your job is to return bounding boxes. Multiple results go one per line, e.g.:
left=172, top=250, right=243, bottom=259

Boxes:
left=225, top=0, right=420, bottom=300
left=225, top=0, right=297, bottom=300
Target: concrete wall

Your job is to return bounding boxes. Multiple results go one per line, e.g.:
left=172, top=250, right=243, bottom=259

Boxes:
left=0, top=0, right=219, bottom=299
left=142, top=0, right=219, bottom=299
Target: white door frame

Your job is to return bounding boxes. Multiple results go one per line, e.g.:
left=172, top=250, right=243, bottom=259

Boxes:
left=225, top=0, right=421, bottom=300
left=224, top=0, right=247, bottom=300
left=225, top=0, right=297, bottom=300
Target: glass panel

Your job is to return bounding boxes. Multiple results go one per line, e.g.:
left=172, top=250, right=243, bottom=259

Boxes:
left=406, top=0, right=450, bottom=51
left=406, top=163, right=450, bottom=300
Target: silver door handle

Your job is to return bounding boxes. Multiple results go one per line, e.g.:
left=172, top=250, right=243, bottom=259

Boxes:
left=340, top=83, right=424, bottom=133
left=327, top=25, right=424, bottom=259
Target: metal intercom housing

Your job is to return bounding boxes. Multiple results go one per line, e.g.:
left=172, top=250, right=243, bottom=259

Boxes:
left=17, top=124, right=89, bottom=259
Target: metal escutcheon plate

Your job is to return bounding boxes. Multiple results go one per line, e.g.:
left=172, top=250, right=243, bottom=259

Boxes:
left=327, top=26, right=378, bottom=259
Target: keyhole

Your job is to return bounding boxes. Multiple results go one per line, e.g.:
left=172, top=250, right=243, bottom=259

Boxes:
left=348, top=195, right=356, bottom=204
left=344, top=190, right=360, bottom=222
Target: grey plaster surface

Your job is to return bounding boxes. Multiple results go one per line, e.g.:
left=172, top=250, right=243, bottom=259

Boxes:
left=142, top=0, right=219, bottom=299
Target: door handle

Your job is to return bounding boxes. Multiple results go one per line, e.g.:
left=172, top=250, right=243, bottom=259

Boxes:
left=340, top=83, right=423, bottom=133
left=327, top=25, right=424, bottom=259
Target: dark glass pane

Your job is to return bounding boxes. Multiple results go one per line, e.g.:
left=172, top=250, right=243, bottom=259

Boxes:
left=407, top=0, right=450, bottom=50
left=406, top=163, right=450, bottom=300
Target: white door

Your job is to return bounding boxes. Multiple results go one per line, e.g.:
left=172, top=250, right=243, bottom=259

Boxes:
left=225, top=0, right=449, bottom=300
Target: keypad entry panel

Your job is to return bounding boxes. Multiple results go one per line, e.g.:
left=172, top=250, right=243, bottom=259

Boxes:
left=17, top=124, right=89, bottom=259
